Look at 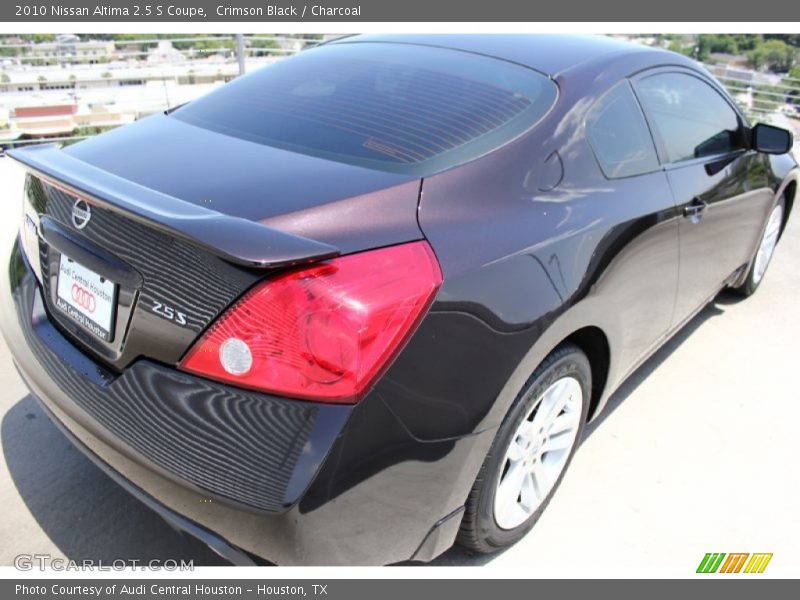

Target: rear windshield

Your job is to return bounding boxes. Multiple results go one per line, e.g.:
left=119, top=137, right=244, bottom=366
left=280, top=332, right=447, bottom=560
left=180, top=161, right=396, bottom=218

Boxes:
left=172, top=42, right=558, bottom=175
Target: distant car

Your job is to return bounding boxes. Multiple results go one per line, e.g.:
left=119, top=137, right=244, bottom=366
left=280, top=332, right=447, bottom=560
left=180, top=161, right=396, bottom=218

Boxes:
left=2, top=35, right=796, bottom=565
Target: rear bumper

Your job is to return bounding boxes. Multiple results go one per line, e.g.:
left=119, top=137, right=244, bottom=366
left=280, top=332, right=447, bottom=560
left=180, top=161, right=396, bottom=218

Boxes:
left=30, top=394, right=258, bottom=566
left=1, top=239, right=490, bottom=564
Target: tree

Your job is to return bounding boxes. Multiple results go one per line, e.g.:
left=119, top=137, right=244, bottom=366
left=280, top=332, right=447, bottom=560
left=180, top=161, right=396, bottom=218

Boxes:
left=1, top=73, right=10, bottom=83
left=101, top=71, right=112, bottom=78
left=249, top=35, right=280, bottom=57
left=763, top=40, right=796, bottom=72
left=747, top=39, right=797, bottom=72
left=763, top=34, right=800, bottom=47
left=747, top=47, right=765, bottom=70
left=19, top=34, right=56, bottom=43
left=697, top=34, right=739, bottom=55
left=668, top=39, right=693, bottom=57
left=691, top=35, right=712, bottom=61
left=36, top=74, right=46, bottom=82
left=731, top=34, right=762, bottom=52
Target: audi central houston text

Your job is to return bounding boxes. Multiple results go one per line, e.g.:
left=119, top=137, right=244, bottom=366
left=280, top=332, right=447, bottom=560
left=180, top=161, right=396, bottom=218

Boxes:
left=16, top=585, right=253, bottom=596
left=1, top=35, right=795, bottom=565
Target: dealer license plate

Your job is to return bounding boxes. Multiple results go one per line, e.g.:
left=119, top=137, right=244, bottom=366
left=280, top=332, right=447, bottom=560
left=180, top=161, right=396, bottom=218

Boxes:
left=55, top=254, right=117, bottom=342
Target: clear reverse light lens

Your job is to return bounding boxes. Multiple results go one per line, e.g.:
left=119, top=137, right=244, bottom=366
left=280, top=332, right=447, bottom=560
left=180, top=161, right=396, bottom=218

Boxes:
left=219, top=338, right=253, bottom=376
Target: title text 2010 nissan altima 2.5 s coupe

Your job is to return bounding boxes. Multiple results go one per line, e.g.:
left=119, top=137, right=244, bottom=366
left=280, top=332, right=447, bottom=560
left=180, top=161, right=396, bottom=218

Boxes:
left=1, top=34, right=796, bottom=565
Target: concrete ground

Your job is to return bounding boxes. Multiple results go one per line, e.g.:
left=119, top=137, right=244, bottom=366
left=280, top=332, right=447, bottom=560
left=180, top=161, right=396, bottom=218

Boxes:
left=0, top=156, right=797, bottom=575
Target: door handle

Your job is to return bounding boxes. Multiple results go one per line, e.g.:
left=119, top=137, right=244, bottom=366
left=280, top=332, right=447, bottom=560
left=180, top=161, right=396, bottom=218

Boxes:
left=683, top=198, right=708, bottom=218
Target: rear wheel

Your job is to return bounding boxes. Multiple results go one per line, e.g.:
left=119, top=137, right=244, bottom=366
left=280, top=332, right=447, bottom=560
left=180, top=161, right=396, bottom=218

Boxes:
left=734, top=199, right=784, bottom=297
left=458, top=344, right=590, bottom=553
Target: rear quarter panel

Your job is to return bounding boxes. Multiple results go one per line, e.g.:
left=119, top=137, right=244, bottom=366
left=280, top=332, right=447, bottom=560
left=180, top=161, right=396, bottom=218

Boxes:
left=387, top=54, right=688, bottom=440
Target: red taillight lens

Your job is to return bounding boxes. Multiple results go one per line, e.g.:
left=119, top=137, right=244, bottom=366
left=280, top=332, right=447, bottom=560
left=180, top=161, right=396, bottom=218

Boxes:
left=179, top=241, right=442, bottom=403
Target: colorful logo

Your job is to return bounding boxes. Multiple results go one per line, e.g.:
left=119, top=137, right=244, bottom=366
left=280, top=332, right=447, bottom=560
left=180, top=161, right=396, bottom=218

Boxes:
left=697, top=553, right=773, bottom=574
left=71, top=284, right=97, bottom=313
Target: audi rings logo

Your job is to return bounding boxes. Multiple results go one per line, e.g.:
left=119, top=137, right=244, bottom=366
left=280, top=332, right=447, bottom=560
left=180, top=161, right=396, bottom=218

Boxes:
left=71, top=199, right=91, bottom=230
left=71, top=284, right=96, bottom=313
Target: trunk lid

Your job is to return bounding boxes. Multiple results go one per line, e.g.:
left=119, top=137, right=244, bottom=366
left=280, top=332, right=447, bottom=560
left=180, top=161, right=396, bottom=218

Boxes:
left=9, top=115, right=423, bottom=371
left=65, top=112, right=420, bottom=227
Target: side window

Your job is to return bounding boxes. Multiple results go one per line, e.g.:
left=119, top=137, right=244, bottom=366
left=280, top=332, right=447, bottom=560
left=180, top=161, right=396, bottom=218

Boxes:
left=586, top=81, right=660, bottom=178
left=635, top=72, right=745, bottom=163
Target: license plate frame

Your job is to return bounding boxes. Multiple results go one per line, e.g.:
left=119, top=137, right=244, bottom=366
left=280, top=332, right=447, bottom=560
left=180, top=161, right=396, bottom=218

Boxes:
left=55, top=254, right=118, bottom=342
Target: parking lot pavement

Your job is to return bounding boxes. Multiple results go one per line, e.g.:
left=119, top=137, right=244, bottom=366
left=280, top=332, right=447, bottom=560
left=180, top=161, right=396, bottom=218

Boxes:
left=0, top=157, right=797, bottom=574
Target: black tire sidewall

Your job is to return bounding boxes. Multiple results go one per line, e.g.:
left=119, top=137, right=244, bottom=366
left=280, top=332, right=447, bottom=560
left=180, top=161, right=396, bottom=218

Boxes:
left=472, top=346, right=591, bottom=550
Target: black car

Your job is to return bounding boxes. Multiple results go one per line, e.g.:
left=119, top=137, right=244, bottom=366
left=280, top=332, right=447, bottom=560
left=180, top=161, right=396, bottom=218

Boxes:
left=1, top=35, right=796, bottom=565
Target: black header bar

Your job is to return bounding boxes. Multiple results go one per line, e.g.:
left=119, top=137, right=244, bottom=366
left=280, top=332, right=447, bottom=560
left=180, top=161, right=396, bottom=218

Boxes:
left=2, top=0, right=799, bottom=22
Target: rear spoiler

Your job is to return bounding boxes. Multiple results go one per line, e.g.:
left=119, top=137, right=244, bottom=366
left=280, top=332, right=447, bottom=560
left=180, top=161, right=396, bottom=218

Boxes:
left=8, top=144, right=340, bottom=269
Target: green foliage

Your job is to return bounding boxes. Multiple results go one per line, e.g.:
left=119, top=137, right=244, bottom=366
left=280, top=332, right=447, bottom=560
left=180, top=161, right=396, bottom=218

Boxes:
left=697, top=33, right=764, bottom=54
left=18, top=34, right=56, bottom=43
left=690, top=34, right=767, bottom=60
left=249, top=37, right=280, bottom=57
left=746, top=39, right=797, bottom=73
left=61, top=125, right=118, bottom=146
left=662, top=34, right=798, bottom=73
left=697, top=34, right=738, bottom=55
left=730, top=34, right=762, bottom=52
left=72, top=125, right=113, bottom=137
left=667, top=40, right=693, bottom=57
left=763, top=34, right=800, bottom=47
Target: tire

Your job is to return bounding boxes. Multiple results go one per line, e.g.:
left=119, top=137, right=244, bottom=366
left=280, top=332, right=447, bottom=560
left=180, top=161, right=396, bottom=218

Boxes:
left=733, top=198, right=785, bottom=297
left=457, top=344, right=591, bottom=553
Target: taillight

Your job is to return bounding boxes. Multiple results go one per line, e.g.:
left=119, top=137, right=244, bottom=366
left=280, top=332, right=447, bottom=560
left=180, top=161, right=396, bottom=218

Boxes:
left=179, top=241, right=442, bottom=403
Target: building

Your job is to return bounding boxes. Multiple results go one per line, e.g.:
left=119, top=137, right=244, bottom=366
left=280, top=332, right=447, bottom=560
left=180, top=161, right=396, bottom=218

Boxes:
left=0, top=61, right=239, bottom=95
left=11, top=104, right=79, bottom=136
left=2, top=102, right=136, bottom=141
left=21, top=35, right=115, bottom=66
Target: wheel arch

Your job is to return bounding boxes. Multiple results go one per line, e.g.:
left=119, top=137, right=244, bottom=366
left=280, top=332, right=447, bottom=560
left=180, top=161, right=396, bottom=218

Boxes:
left=773, top=166, right=798, bottom=240
left=480, top=302, right=619, bottom=435
left=561, top=326, right=611, bottom=421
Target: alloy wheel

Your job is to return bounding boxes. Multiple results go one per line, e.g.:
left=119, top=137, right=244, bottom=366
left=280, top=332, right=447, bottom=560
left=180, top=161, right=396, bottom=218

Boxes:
left=493, top=376, right=583, bottom=530
left=752, top=204, right=784, bottom=285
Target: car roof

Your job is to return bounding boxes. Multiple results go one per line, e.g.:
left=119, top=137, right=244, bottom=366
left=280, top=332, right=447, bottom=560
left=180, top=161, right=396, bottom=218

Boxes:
left=329, top=34, right=676, bottom=77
